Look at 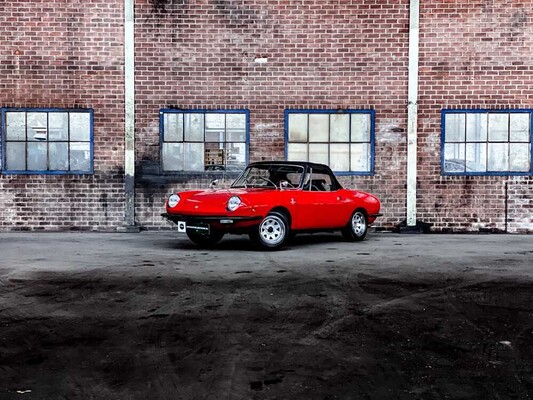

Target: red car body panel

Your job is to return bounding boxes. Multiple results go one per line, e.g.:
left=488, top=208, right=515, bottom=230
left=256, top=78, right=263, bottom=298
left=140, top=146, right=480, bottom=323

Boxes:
left=163, top=162, right=381, bottom=247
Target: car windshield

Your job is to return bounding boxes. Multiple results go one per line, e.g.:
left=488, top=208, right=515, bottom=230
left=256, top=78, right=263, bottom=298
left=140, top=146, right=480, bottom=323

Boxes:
left=231, top=164, right=305, bottom=189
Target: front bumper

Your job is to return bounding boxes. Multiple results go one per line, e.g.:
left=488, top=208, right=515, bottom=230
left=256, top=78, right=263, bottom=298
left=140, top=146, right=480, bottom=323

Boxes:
left=161, top=213, right=262, bottom=233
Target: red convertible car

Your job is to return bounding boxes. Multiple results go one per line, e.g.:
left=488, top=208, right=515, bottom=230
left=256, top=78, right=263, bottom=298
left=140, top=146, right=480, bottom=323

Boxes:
left=162, top=161, right=381, bottom=249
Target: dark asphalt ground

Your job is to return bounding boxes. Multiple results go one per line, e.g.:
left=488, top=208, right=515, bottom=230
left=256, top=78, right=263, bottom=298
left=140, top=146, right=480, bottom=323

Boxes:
left=0, top=231, right=532, bottom=399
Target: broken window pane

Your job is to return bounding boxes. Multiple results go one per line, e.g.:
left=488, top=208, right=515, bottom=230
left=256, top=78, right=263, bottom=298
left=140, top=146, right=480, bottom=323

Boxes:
left=6, top=112, right=26, bottom=141
left=27, top=112, right=48, bottom=142
left=6, top=142, right=26, bottom=170
left=48, top=113, right=68, bottom=141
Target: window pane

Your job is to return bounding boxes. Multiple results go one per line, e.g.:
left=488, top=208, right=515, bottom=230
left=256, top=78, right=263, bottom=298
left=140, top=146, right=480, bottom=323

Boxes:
left=49, top=113, right=68, bottom=141
left=309, top=114, right=329, bottom=142
left=226, top=114, right=246, bottom=142
left=205, top=143, right=224, bottom=167
left=205, top=114, right=225, bottom=142
left=509, top=143, right=530, bottom=172
left=27, top=142, right=47, bottom=170
left=487, top=143, right=508, bottom=171
left=309, top=143, right=328, bottom=164
left=164, top=113, right=183, bottom=142
left=443, top=143, right=465, bottom=172
left=350, top=143, right=370, bottom=172
left=444, top=113, right=465, bottom=142
left=330, top=114, right=349, bottom=142
left=185, top=143, right=204, bottom=171
left=510, top=113, right=530, bottom=142
left=226, top=142, right=246, bottom=167
left=27, top=112, right=48, bottom=141
left=6, top=142, right=25, bottom=170
left=49, top=142, right=69, bottom=170
left=162, top=142, right=183, bottom=171
left=488, top=114, right=508, bottom=141
left=287, top=143, right=307, bottom=161
left=465, top=143, right=486, bottom=172
left=6, top=112, right=26, bottom=141
left=330, top=143, right=349, bottom=171
left=70, top=113, right=91, bottom=141
left=288, top=114, right=308, bottom=142
left=184, top=113, right=204, bottom=142
left=70, top=142, right=91, bottom=171
left=351, top=114, right=371, bottom=142
left=466, top=113, right=487, bottom=142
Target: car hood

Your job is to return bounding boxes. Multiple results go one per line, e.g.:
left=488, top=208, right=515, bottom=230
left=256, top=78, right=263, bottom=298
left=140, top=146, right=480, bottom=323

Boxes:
left=185, top=188, right=273, bottom=202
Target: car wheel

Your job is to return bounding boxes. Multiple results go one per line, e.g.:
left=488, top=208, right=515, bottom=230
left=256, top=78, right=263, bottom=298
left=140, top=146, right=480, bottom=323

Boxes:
left=186, top=230, right=224, bottom=247
left=342, top=209, right=368, bottom=242
left=250, top=211, right=289, bottom=250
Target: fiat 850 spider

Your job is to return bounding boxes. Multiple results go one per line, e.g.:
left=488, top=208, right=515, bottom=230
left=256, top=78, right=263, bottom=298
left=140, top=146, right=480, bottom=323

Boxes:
left=162, top=161, right=382, bottom=249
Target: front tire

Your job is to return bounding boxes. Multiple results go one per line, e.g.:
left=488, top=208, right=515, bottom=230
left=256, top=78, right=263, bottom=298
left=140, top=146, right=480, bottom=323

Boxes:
left=186, top=230, right=224, bottom=247
left=342, top=209, right=368, bottom=242
left=250, top=212, right=289, bottom=250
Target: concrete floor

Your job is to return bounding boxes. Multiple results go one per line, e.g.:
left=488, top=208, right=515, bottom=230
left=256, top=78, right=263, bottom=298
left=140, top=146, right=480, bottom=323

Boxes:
left=0, top=231, right=532, bottom=399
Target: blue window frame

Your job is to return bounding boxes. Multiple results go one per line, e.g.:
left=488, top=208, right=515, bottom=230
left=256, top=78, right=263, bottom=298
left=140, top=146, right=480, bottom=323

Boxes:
left=1, top=108, right=94, bottom=175
left=442, top=109, right=533, bottom=176
left=284, top=109, right=375, bottom=175
left=160, top=109, right=249, bottom=173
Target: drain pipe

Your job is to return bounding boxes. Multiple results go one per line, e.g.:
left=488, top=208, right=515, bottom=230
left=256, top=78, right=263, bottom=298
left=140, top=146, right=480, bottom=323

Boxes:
left=406, top=0, right=420, bottom=227
left=124, top=0, right=136, bottom=228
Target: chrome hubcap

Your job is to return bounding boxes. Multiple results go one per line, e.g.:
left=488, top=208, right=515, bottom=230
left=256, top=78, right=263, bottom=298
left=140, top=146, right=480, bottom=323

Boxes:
left=259, top=215, right=286, bottom=245
left=351, top=212, right=366, bottom=237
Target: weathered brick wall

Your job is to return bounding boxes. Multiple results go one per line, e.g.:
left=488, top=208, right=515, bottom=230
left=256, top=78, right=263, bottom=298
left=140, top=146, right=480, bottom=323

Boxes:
left=134, top=0, right=410, bottom=230
left=417, top=0, right=533, bottom=233
left=0, top=1, right=126, bottom=231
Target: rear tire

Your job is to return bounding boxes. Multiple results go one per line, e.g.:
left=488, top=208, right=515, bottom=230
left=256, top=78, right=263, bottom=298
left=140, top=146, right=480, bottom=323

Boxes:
left=250, top=211, right=289, bottom=250
left=342, top=209, right=368, bottom=242
left=186, top=230, right=224, bottom=247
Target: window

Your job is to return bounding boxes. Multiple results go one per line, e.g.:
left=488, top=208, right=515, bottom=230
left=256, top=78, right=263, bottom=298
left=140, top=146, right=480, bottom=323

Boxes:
left=160, top=109, right=249, bottom=173
left=442, top=109, right=532, bottom=175
left=2, top=108, right=93, bottom=174
left=285, top=109, right=375, bottom=175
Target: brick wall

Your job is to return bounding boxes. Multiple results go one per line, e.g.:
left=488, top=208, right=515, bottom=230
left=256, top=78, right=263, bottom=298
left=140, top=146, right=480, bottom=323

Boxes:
left=417, top=0, right=533, bottom=232
left=134, top=0, right=410, bottom=230
left=0, top=1, right=126, bottom=231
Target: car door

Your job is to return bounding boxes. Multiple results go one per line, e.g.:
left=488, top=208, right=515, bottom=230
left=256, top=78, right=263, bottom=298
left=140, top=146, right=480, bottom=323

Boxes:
left=295, top=169, right=351, bottom=229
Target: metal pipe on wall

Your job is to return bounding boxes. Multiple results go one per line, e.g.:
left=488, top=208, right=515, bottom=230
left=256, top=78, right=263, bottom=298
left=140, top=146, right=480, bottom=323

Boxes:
left=124, top=0, right=135, bottom=227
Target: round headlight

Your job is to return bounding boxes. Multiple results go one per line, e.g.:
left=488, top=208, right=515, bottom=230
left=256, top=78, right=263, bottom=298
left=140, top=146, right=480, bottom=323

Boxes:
left=227, top=196, right=241, bottom=211
left=168, top=194, right=180, bottom=208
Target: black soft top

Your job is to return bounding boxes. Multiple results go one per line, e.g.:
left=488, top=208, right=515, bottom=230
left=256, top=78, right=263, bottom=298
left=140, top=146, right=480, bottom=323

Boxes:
left=247, top=161, right=343, bottom=189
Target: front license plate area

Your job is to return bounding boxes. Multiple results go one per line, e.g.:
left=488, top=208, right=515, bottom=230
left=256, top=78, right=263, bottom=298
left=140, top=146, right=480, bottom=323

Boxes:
left=186, top=222, right=210, bottom=235
left=177, top=221, right=186, bottom=233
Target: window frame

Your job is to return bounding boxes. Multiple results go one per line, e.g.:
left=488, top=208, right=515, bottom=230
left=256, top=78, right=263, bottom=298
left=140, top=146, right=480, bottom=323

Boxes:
left=1, top=107, right=94, bottom=175
left=284, top=109, right=376, bottom=176
left=159, top=108, right=250, bottom=173
left=441, top=109, right=533, bottom=176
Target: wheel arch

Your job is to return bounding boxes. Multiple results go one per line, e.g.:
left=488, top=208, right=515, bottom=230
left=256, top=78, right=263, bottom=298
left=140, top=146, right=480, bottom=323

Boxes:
left=268, top=206, right=292, bottom=228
